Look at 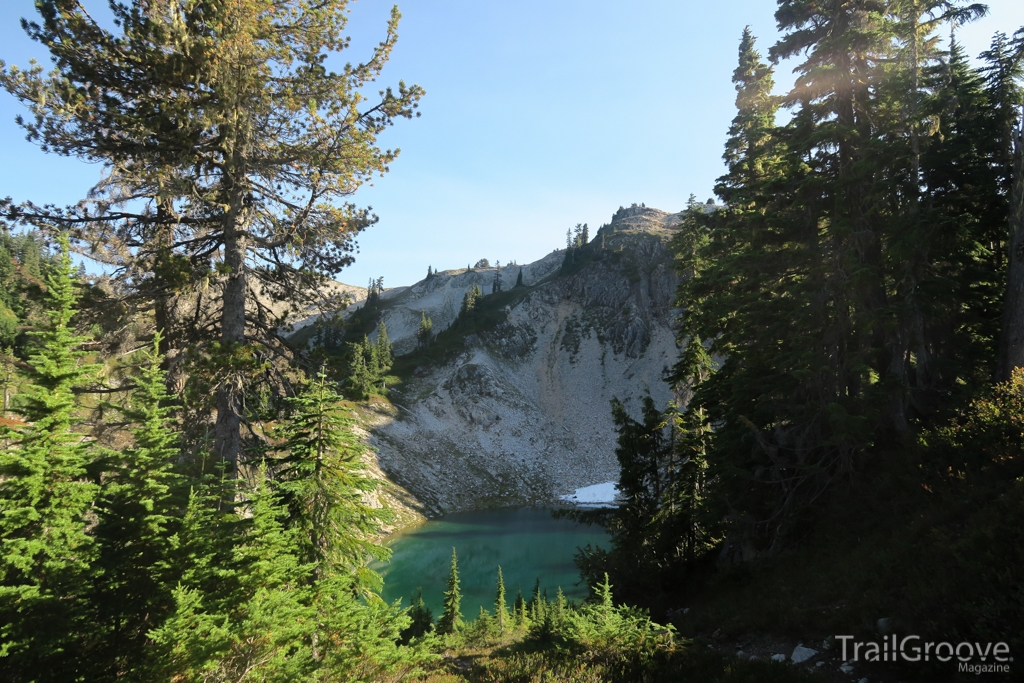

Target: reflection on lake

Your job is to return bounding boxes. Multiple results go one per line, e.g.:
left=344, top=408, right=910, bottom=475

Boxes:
left=373, top=507, right=609, bottom=618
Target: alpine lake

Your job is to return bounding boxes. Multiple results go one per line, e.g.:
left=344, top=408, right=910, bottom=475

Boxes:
left=372, top=507, right=610, bottom=618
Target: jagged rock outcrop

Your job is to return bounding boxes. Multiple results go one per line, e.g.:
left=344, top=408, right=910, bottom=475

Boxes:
left=336, top=206, right=686, bottom=515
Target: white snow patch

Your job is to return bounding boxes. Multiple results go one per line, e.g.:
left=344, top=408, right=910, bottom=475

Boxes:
left=560, top=481, right=620, bottom=506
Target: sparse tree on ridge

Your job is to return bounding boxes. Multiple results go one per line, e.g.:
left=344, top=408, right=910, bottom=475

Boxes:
left=461, top=283, right=483, bottom=318
left=417, top=311, right=433, bottom=348
left=493, top=260, right=503, bottom=293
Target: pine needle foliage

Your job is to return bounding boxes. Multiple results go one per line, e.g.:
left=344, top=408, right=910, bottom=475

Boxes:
left=0, top=235, right=99, bottom=681
left=271, top=371, right=391, bottom=583
left=494, top=566, right=508, bottom=636
left=152, top=464, right=317, bottom=682
left=438, top=547, right=464, bottom=635
left=90, top=332, right=187, bottom=679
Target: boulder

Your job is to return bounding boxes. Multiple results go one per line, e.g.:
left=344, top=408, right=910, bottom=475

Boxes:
left=791, top=646, right=818, bottom=663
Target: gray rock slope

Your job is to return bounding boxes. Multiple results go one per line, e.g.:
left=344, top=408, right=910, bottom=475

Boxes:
left=358, top=206, right=684, bottom=515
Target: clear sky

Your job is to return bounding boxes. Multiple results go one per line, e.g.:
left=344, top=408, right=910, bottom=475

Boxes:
left=2, top=1, right=1023, bottom=289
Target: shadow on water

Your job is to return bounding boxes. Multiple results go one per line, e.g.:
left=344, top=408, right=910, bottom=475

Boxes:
left=372, top=507, right=609, bottom=617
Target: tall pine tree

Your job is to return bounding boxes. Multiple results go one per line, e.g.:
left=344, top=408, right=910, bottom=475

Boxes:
left=0, top=235, right=99, bottom=682
left=437, top=547, right=463, bottom=635
left=271, top=370, right=391, bottom=588
left=90, top=333, right=186, bottom=680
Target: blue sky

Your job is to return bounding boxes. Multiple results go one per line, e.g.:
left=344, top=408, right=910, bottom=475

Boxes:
left=2, top=0, right=1023, bottom=288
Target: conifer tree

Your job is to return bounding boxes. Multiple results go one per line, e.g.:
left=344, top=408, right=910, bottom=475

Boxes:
left=417, top=311, right=434, bottom=349
left=376, top=321, right=394, bottom=381
left=0, top=235, right=98, bottom=681
left=460, top=283, right=483, bottom=318
left=476, top=605, right=490, bottom=631
left=494, top=566, right=508, bottom=635
left=438, top=547, right=463, bottom=634
left=666, top=5, right=1004, bottom=556
left=514, top=588, right=527, bottom=628
left=528, top=578, right=546, bottom=624
left=348, top=335, right=372, bottom=398
left=402, top=587, right=434, bottom=643
left=90, top=333, right=185, bottom=680
left=272, top=371, right=391, bottom=583
left=1000, top=109, right=1024, bottom=380
left=0, top=347, right=15, bottom=416
left=553, top=587, right=568, bottom=629
left=515, top=268, right=524, bottom=288
left=313, top=570, right=424, bottom=682
left=1, top=0, right=424, bottom=471
left=153, top=465, right=316, bottom=682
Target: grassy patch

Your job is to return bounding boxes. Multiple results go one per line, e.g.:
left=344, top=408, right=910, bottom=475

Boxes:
left=409, top=633, right=824, bottom=683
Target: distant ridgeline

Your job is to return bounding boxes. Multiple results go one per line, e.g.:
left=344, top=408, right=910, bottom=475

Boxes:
left=297, top=204, right=683, bottom=516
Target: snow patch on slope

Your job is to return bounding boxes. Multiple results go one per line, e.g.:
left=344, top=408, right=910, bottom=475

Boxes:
left=560, top=481, right=620, bottom=507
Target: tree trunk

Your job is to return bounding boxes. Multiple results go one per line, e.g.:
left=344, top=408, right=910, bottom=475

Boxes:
left=152, top=197, right=189, bottom=396
left=997, top=111, right=1024, bottom=381
left=214, top=173, right=248, bottom=470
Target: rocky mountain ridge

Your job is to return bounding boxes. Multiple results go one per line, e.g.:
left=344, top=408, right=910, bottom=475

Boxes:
left=330, top=206, right=687, bottom=516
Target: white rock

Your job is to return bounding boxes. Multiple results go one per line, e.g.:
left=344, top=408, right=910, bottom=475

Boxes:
left=791, top=646, right=818, bottom=663
left=771, top=654, right=786, bottom=662
left=816, top=661, right=826, bottom=667
left=858, top=679, right=868, bottom=683
left=840, top=662, right=854, bottom=674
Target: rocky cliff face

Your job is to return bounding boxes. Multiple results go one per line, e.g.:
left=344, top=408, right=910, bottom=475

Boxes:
left=352, top=206, right=684, bottom=516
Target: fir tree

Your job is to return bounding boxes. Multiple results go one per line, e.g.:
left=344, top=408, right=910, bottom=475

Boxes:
left=347, top=330, right=391, bottom=399
left=376, top=321, right=394, bottom=383
left=148, top=467, right=240, bottom=679
left=515, top=268, right=524, bottom=288
left=0, top=235, right=99, bottom=681
left=514, top=588, right=527, bottom=628
left=90, top=333, right=185, bottom=680
left=528, top=578, right=546, bottom=624
left=272, top=371, right=391, bottom=583
left=402, top=587, right=434, bottom=643
left=417, top=311, right=434, bottom=349
left=460, top=283, right=483, bottom=318
left=0, top=347, right=15, bottom=417
left=438, top=547, right=463, bottom=634
left=152, top=465, right=316, bottom=682
left=494, top=566, right=508, bottom=635
left=553, top=587, right=568, bottom=629
left=314, top=571, right=425, bottom=682
left=493, top=261, right=503, bottom=293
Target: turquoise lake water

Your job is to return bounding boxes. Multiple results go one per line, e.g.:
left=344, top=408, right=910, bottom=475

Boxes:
left=373, top=507, right=609, bottom=618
